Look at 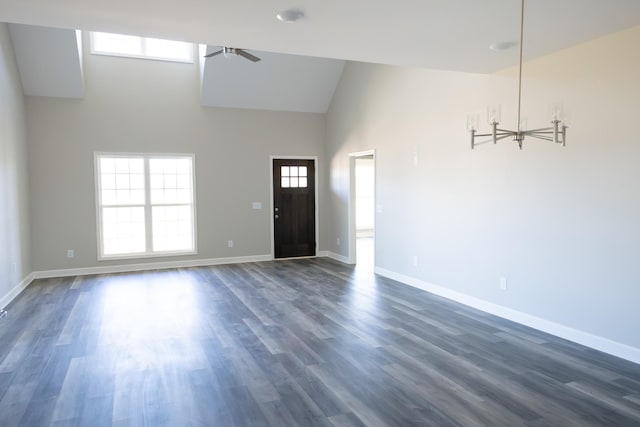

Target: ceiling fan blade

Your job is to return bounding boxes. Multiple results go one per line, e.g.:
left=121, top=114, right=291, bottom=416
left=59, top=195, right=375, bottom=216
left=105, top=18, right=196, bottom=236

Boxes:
left=204, top=49, right=223, bottom=58
left=236, top=49, right=261, bottom=62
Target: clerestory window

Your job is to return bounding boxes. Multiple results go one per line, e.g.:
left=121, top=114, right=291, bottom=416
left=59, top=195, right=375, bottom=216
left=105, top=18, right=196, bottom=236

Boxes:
left=90, top=32, right=194, bottom=63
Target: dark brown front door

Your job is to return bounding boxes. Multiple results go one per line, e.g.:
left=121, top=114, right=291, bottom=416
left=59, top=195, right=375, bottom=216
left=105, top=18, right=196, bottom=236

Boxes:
left=273, top=159, right=316, bottom=258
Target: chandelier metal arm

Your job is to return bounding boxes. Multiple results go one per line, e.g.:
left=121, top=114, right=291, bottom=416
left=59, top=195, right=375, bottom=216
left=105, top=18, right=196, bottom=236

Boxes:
left=495, top=128, right=517, bottom=134
left=470, top=130, right=518, bottom=148
left=524, top=126, right=558, bottom=133
left=523, top=133, right=554, bottom=142
left=474, top=131, right=513, bottom=138
left=471, top=125, right=567, bottom=149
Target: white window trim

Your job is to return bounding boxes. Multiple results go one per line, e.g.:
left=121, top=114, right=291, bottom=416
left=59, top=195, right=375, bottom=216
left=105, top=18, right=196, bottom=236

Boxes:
left=89, top=32, right=194, bottom=64
left=94, top=152, right=198, bottom=261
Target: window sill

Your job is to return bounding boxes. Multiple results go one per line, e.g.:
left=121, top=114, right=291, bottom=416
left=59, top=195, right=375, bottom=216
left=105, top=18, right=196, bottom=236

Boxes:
left=98, top=250, right=198, bottom=262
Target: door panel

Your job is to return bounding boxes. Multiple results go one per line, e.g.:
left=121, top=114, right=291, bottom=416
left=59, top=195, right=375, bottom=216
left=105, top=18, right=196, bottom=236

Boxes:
left=273, top=159, right=316, bottom=258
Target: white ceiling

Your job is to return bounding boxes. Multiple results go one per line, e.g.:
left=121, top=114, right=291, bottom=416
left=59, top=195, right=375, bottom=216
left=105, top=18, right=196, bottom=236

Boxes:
left=1, top=0, right=640, bottom=73
left=8, top=24, right=84, bottom=98
left=6, top=23, right=344, bottom=112
left=200, top=47, right=344, bottom=113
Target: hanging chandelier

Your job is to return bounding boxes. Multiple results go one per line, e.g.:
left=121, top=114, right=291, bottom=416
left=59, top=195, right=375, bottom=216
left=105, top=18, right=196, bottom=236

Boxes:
left=468, top=0, right=568, bottom=150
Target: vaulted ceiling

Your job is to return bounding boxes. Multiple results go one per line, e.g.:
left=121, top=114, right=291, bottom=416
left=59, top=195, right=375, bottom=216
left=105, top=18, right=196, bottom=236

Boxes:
left=3, top=0, right=640, bottom=72
left=3, top=0, right=640, bottom=112
left=7, top=23, right=345, bottom=113
left=8, top=25, right=84, bottom=99
left=199, top=46, right=344, bottom=113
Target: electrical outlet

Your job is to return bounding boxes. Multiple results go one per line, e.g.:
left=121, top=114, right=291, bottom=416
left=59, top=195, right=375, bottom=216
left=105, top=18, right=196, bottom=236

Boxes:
left=337, top=237, right=341, bottom=246
left=413, top=255, right=418, bottom=267
left=227, top=240, right=233, bottom=248
left=12, top=262, right=17, bottom=273
left=500, top=277, right=507, bottom=291
left=67, top=249, right=74, bottom=258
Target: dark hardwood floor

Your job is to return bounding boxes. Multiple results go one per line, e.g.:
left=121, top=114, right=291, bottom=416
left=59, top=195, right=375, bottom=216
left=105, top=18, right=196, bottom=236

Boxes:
left=1, top=258, right=639, bottom=426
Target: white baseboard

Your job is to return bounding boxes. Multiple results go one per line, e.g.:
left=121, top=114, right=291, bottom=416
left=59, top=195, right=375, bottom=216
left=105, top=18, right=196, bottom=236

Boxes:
left=375, top=267, right=640, bottom=365
left=0, top=272, right=36, bottom=310
left=32, top=254, right=273, bottom=280
left=319, top=250, right=352, bottom=264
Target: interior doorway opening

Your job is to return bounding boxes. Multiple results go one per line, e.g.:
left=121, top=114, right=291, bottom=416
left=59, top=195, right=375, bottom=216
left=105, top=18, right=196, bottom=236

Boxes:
left=349, top=151, right=375, bottom=270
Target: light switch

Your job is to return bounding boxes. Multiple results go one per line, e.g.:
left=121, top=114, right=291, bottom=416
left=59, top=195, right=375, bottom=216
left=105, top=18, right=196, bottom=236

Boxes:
left=252, top=202, right=262, bottom=210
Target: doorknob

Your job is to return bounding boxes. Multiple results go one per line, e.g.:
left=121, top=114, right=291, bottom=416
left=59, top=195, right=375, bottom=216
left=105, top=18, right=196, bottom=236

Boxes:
left=275, top=215, right=279, bottom=219
left=275, top=207, right=279, bottom=212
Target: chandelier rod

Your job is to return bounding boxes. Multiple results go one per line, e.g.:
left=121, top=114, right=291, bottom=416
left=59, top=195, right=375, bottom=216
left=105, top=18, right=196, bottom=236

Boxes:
left=516, top=0, right=525, bottom=133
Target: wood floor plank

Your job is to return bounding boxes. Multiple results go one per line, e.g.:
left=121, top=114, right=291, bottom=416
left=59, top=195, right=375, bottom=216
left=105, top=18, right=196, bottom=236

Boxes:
left=308, top=364, right=391, bottom=427
left=1, top=258, right=639, bottom=426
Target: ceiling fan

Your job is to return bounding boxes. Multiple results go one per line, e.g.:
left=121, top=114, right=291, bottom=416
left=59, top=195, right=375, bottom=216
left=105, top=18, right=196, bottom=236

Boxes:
left=204, top=47, right=261, bottom=62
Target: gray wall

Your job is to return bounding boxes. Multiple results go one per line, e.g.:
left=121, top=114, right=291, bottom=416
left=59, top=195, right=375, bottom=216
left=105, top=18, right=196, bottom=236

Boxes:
left=326, top=27, right=640, bottom=349
left=27, top=41, right=326, bottom=271
left=0, top=23, right=31, bottom=306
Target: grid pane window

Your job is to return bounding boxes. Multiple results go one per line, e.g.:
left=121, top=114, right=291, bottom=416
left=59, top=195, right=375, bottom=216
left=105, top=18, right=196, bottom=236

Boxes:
left=102, top=207, right=146, bottom=255
left=280, top=165, right=308, bottom=188
left=96, top=154, right=196, bottom=259
left=152, top=206, right=194, bottom=252
left=99, top=157, right=146, bottom=256
left=149, top=158, right=194, bottom=253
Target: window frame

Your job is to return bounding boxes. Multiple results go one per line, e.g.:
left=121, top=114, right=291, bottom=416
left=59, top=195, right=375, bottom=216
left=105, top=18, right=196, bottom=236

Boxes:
left=280, top=165, right=309, bottom=189
left=94, top=152, right=198, bottom=261
left=90, top=32, right=194, bottom=64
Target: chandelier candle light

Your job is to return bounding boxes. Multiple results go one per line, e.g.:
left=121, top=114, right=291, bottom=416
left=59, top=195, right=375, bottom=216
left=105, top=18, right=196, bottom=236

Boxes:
left=468, top=0, right=568, bottom=150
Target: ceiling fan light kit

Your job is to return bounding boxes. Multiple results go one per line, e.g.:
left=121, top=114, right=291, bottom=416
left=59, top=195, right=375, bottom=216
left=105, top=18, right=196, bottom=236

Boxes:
left=468, top=0, right=568, bottom=150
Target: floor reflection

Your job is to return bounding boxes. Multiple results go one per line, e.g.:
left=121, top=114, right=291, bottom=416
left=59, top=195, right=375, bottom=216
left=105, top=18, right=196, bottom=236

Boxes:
left=355, top=236, right=374, bottom=273
left=98, top=270, right=202, bottom=369
left=345, top=237, right=378, bottom=314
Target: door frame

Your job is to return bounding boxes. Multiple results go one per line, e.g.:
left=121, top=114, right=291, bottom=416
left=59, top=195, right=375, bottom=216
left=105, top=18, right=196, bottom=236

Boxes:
left=270, top=155, right=319, bottom=260
left=348, top=150, right=376, bottom=265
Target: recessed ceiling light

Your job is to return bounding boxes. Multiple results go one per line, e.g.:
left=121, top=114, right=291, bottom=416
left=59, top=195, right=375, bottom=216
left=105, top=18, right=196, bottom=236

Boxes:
left=489, top=41, right=518, bottom=51
left=277, top=9, right=304, bottom=23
